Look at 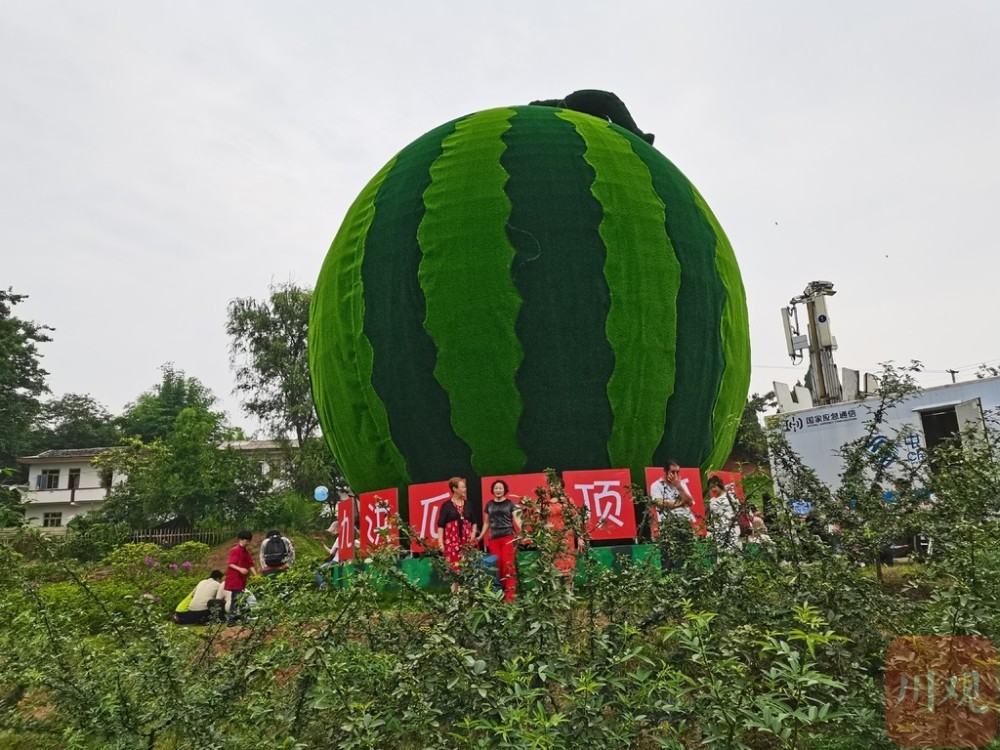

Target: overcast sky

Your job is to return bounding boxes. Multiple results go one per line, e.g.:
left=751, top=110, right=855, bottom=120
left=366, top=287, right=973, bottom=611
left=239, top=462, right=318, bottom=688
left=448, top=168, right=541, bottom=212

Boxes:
left=3, top=1, right=998, bottom=433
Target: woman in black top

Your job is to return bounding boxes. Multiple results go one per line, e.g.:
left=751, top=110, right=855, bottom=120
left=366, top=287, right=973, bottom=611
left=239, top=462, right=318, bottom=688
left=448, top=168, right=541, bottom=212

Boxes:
left=478, top=479, right=521, bottom=602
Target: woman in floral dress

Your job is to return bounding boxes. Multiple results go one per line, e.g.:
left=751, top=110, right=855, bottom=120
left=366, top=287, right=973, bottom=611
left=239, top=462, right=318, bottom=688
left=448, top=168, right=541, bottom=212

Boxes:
left=435, top=476, right=478, bottom=593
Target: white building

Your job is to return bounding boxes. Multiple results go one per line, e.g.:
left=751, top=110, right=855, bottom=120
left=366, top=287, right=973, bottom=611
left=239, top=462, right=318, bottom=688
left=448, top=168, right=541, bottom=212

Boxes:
left=218, top=440, right=286, bottom=478
left=17, top=448, right=122, bottom=527
left=17, top=440, right=289, bottom=527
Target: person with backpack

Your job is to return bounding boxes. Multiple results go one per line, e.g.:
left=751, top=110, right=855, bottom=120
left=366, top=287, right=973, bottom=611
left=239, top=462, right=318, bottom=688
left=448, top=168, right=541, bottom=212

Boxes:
left=259, top=529, right=296, bottom=576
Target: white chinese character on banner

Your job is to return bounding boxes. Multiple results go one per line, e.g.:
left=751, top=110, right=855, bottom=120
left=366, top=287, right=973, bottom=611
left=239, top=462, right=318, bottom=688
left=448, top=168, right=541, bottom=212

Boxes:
left=419, top=493, right=449, bottom=540
left=340, top=513, right=354, bottom=548
left=365, top=503, right=390, bottom=546
left=576, top=480, right=625, bottom=529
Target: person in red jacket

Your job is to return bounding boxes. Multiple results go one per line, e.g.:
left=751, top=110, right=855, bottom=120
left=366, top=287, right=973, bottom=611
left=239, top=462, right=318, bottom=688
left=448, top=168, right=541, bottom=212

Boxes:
left=224, top=530, right=256, bottom=626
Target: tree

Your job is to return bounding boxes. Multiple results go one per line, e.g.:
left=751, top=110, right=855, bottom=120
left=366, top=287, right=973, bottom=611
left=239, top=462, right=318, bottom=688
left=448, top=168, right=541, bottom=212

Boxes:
left=94, top=409, right=269, bottom=528
left=226, top=283, right=317, bottom=447
left=0, top=467, right=28, bottom=527
left=0, top=288, right=52, bottom=467
left=117, top=364, right=220, bottom=443
left=730, top=391, right=776, bottom=466
left=97, top=366, right=258, bottom=527
left=26, top=393, right=119, bottom=452
left=227, top=284, right=345, bottom=494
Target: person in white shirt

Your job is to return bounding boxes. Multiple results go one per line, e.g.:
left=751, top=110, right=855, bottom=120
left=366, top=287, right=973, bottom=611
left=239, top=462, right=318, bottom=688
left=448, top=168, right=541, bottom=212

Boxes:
left=650, top=461, right=695, bottom=525
left=705, top=476, right=743, bottom=553
left=315, top=526, right=340, bottom=589
left=649, top=460, right=696, bottom=571
left=172, top=570, right=224, bottom=625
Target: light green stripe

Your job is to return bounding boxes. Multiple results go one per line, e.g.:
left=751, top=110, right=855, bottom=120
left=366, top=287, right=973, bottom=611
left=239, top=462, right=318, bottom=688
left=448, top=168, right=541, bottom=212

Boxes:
left=309, top=156, right=410, bottom=490
left=558, top=111, right=678, bottom=475
left=695, top=188, right=751, bottom=472
left=417, top=108, right=526, bottom=475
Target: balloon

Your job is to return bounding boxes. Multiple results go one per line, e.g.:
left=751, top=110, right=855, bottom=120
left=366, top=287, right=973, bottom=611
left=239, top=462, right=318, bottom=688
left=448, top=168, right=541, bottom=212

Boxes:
left=314, top=485, right=329, bottom=502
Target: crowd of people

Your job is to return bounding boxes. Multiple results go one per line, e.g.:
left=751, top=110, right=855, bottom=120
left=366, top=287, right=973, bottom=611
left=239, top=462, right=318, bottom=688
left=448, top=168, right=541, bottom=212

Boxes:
left=172, top=527, right=292, bottom=626
left=171, top=464, right=770, bottom=624
left=431, top=475, right=585, bottom=600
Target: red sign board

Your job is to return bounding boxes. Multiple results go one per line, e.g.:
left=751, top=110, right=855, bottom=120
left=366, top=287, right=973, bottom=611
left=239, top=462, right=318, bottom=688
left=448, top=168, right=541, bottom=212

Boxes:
left=645, top=467, right=706, bottom=535
left=562, top=468, right=636, bottom=541
left=337, top=498, right=355, bottom=561
left=359, top=488, right=399, bottom=554
left=480, top=472, right=550, bottom=506
left=407, top=480, right=451, bottom=552
left=480, top=472, right=549, bottom=527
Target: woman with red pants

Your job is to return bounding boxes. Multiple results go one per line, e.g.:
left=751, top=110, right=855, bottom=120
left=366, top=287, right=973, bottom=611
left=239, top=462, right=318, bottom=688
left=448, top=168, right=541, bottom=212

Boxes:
left=479, top=479, right=521, bottom=602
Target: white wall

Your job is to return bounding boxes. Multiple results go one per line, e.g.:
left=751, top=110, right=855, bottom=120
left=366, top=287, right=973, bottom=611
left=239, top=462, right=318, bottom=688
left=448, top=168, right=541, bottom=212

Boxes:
left=23, top=459, right=111, bottom=527
left=772, top=377, right=1000, bottom=490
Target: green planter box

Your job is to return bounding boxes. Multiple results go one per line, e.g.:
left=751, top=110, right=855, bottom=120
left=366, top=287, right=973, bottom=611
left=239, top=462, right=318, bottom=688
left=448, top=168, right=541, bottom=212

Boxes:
left=399, top=557, right=432, bottom=588
left=318, top=544, right=699, bottom=591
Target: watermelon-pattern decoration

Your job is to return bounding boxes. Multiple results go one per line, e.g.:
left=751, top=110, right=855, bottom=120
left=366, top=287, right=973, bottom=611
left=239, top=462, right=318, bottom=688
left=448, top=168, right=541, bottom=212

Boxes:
left=309, top=104, right=750, bottom=496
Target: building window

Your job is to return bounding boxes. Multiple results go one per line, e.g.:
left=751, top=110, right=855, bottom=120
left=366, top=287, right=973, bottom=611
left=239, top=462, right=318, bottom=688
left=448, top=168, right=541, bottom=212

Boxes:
left=42, top=512, right=63, bottom=527
left=68, top=468, right=81, bottom=489
left=38, top=469, right=60, bottom=490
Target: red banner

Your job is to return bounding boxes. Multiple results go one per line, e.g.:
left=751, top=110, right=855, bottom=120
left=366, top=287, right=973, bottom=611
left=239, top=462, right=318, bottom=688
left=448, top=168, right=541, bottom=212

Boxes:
left=480, top=472, right=549, bottom=528
left=480, top=472, right=550, bottom=506
left=562, top=468, right=636, bottom=540
left=359, top=488, right=399, bottom=555
left=407, top=480, right=451, bottom=552
left=337, top=498, right=355, bottom=561
left=645, top=467, right=706, bottom=535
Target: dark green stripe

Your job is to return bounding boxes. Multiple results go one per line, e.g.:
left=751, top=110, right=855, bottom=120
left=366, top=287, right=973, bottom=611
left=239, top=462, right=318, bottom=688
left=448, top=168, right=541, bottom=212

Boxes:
left=504, top=106, right=615, bottom=471
left=697, top=188, right=751, bottom=471
left=635, top=149, right=727, bottom=470
left=309, top=156, right=409, bottom=493
left=362, top=118, right=475, bottom=484
left=418, top=108, right=526, bottom=477
left=558, top=111, right=678, bottom=480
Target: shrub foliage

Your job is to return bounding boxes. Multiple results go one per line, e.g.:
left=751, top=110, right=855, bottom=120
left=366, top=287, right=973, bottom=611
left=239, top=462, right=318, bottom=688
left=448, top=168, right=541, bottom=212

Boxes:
left=4, top=365, right=1000, bottom=749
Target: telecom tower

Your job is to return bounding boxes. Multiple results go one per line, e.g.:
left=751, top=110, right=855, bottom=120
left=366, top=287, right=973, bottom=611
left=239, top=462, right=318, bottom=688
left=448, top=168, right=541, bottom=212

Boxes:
left=781, top=280, right=842, bottom=405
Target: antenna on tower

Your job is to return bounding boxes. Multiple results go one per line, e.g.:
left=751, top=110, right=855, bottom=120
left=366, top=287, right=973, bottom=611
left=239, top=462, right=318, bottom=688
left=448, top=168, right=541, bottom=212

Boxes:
left=780, top=280, right=842, bottom=405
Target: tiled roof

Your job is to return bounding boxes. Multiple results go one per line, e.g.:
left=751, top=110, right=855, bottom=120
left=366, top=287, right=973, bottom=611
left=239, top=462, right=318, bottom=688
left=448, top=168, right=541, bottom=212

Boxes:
left=20, top=447, right=118, bottom=461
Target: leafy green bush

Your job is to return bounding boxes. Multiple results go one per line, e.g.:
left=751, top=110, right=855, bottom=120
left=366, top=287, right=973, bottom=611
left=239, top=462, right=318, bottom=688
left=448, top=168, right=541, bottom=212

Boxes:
left=62, top=519, right=130, bottom=562
left=2, top=535, right=900, bottom=749
left=7, top=371, right=1000, bottom=748
left=2, top=526, right=54, bottom=559
left=161, top=540, right=211, bottom=567
left=249, top=489, right=326, bottom=531
left=104, top=542, right=164, bottom=575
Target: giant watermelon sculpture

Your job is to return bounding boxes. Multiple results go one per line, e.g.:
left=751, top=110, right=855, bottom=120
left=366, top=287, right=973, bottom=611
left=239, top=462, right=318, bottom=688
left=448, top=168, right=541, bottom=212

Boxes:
left=309, top=101, right=750, bottom=496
